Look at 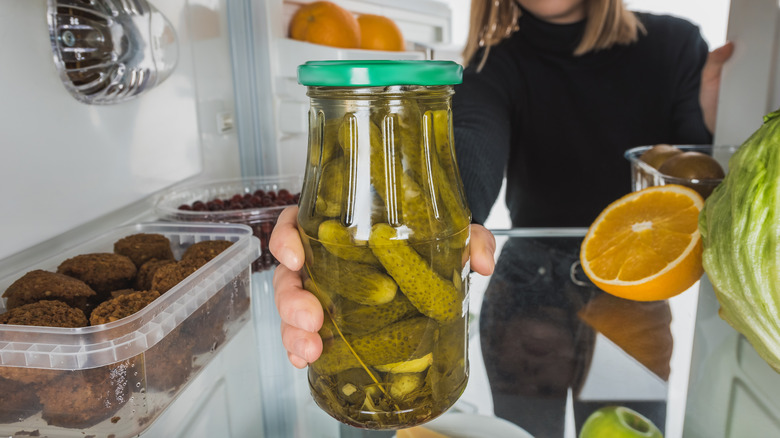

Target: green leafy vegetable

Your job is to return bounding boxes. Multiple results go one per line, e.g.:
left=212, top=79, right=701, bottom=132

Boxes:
left=700, top=108, right=780, bottom=372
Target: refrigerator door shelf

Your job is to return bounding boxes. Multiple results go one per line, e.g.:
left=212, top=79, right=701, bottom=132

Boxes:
left=236, top=0, right=455, bottom=178
left=280, top=0, right=452, bottom=49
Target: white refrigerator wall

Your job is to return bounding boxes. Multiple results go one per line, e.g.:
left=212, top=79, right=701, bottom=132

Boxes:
left=0, top=0, right=242, bottom=262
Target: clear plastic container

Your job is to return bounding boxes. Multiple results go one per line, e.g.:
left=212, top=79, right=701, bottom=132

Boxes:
left=297, top=60, right=471, bottom=430
left=0, top=222, right=259, bottom=437
left=154, top=175, right=303, bottom=271
left=624, top=145, right=737, bottom=198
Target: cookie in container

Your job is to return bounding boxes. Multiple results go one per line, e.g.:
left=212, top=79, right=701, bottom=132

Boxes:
left=0, top=222, right=259, bottom=437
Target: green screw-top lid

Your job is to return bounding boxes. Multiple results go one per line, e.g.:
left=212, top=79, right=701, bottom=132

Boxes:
left=297, top=60, right=463, bottom=87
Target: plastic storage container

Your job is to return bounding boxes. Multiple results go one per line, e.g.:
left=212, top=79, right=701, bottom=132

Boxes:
left=0, top=222, right=259, bottom=438
left=624, top=145, right=737, bottom=198
left=155, top=175, right=303, bottom=272
left=296, top=60, right=471, bottom=430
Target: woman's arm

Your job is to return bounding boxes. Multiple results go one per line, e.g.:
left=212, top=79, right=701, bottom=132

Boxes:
left=669, top=21, right=733, bottom=141
left=453, top=50, right=515, bottom=224
left=700, top=41, right=735, bottom=134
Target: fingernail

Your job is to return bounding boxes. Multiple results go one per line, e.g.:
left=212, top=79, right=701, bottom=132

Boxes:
left=483, top=247, right=496, bottom=272
left=280, top=247, right=299, bottom=267
left=482, top=246, right=494, bottom=262
left=293, top=338, right=310, bottom=362
left=295, top=309, right=316, bottom=332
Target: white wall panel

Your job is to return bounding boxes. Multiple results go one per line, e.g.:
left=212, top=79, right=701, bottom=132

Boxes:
left=0, top=0, right=240, bottom=260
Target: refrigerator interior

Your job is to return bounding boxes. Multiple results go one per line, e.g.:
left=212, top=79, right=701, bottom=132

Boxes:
left=0, top=1, right=457, bottom=436
left=4, top=0, right=780, bottom=436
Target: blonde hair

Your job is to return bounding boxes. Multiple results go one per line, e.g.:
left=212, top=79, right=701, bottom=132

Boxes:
left=463, top=0, right=646, bottom=70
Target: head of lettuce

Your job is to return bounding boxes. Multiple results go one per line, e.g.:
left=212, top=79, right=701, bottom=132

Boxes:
left=700, top=108, right=780, bottom=373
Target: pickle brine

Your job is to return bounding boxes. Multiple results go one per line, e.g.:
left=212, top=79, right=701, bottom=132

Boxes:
left=301, top=228, right=469, bottom=429
left=298, top=66, right=470, bottom=429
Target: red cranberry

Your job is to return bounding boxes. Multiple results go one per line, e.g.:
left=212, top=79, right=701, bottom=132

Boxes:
left=250, top=195, right=264, bottom=207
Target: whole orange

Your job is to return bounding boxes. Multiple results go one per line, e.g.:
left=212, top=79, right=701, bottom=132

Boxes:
left=289, top=1, right=360, bottom=49
left=357, top=14, right=404, bottom=51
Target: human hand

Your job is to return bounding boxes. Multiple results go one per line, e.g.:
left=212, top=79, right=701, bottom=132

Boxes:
left=700, top=41, right=735, bottom=134
left=269, top=206, right=497, bottom=368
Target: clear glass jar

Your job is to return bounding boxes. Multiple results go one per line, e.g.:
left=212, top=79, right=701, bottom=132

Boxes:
left=296, top=60, right=471, bottom=430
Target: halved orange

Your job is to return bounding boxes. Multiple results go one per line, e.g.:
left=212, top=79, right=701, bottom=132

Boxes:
left=580, top=184, right=704, bottom=301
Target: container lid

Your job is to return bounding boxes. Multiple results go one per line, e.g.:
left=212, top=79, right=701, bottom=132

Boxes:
left=0, top=222, right=259, bottom=370
left=297, top=60, right=463, bottom=87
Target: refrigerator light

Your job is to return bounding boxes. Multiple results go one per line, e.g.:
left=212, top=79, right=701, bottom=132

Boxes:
left=47, top=0, right=179, bottom=105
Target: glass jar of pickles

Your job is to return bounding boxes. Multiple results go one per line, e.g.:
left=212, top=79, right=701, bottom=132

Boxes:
left=296, top=60, right=471, bottom=430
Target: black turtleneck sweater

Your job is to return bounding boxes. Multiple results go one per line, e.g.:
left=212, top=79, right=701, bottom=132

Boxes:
left=453, top=11, right=712, bottom=227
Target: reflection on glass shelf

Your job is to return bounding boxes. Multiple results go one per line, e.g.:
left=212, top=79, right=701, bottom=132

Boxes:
left=476, top=233, right=669, bottom=437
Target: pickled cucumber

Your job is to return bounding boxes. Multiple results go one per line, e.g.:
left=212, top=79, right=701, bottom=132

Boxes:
left=433, top=160, right=470, bottom=233
left=367, top=115, right=404, bottom=225
left=369, top=224, right=463, bottom=322
left=360, top=107, right=452, bottom=241
left=321, top=116, right=343, bottom=165
left=375, top=352, right=433, bottom=373
left=424, top=109, right=470, bottom=235
left=311, top=316, right=435, bottom=375
left=308, top=253, right=397, bottom=306
left=369, top=100, right=425, bottom=177
left=395, top=100, right=424, bottom=176
left=316, top=155, right=345, bottom=217
left=388, top=372, right=425, bottom=399
left=400, top=171, right=445, bottom=242
left=369, top=224, right=463, bottom=323
left=333, top=293, right=420, bottom=336
left=428, top=319, right=468, bottom=401
left=318, top=220, right=379, bottom=265
left=412, top=234, right=468, bottom=280
left=337, top=113, right=357, bottom=156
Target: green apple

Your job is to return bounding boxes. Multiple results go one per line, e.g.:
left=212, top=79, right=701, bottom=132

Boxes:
left=579, top=406, right=663, bottom=438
